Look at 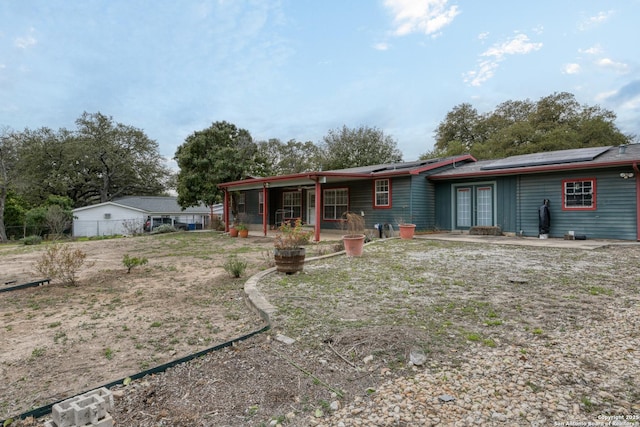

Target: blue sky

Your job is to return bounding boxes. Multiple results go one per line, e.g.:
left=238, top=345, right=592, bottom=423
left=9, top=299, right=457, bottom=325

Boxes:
left=2, top=0, right=639, bottom=168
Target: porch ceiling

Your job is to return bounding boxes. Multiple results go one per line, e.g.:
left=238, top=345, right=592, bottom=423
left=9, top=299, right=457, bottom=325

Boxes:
left=223, top=175, right=371, bottom=191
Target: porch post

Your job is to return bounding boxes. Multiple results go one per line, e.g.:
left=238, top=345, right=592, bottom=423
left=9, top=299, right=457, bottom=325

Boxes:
left=262, top=185, right=268, bottom=237
left=315, top=179, right=322, bottom=242
left=223, top=190, right=230, bottom=232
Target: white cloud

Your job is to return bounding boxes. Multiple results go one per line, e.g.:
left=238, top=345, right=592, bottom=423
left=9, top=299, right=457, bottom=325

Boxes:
left=563, top=63, right=581, bottom=74
left=597, top=57, right=630, bottom=74
left=477, top=32, right=489, bottom=41
left=14, top=28, right=37, bottom=49
left=579, top=44, right=603, bottom=55
left=579, top=10, right=614, bottom=31
left=384, top=0, right=460, bottom=37
left=464, top=33, right=542, bottom=86
left=373, top=42, right=391, bottom=51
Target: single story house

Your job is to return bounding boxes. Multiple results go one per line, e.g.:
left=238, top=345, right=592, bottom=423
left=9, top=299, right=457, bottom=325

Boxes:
left=72, top=196, right=219, bottom=237
left=218, top=144, right=640, bottom=241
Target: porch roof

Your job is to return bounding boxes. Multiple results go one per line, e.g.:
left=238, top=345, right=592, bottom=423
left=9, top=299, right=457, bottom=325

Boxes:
left=218, top=155, right=475, bottom=191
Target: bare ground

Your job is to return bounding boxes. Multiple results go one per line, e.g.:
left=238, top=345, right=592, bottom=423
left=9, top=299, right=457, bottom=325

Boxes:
left=3, top=235, right=640, bottom=426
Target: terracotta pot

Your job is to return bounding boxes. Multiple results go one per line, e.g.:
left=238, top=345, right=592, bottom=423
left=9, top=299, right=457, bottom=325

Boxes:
left=229, top=227, right=239, bottom=237
left=274, top=248, right=306, bottom=274
left=343, top=234, right=365, bottom=257
left=238, top=229, right=249, bottom=238
left=399, top=224, right=416, bottom=239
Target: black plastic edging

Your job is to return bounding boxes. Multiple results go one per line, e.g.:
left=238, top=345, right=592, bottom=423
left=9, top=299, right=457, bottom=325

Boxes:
left=1, top=323, right=270, bottom=424
left=0, top=279, right=50, bottom=293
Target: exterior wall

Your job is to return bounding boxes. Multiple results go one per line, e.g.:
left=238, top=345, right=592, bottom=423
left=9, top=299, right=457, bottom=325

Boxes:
left=434, top=168, right=637, bottom=240
left=517, top=169, right=637, bottom=240
left=73, top=205, right=144, bottom=237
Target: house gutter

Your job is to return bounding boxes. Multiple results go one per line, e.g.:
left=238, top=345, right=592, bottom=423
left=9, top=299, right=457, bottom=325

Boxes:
left=634, top=162, right=640, bottom=241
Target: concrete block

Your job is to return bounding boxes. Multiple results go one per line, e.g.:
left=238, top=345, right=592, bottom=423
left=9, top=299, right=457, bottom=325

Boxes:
left=51, top=387, right=114, bottom=427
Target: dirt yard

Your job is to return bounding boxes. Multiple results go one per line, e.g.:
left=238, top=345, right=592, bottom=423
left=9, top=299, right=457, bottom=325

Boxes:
left=0, top=232, right=281, bottom=421
left=2, top=234, right=639, bottom=426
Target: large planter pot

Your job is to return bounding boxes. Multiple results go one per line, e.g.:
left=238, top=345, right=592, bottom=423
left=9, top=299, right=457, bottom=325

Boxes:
left=238, top=229, right=249, bottom=238
left=229, top=227, right=239, bottom=237
left=399, top=224, right=416, bottom=240
left=343, top=234, right=365, bottom=257
left=274, top=248, right=306, bottom=274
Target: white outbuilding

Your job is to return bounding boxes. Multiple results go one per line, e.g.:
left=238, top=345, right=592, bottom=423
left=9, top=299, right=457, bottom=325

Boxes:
left=72, top=196, right=221, bottom=237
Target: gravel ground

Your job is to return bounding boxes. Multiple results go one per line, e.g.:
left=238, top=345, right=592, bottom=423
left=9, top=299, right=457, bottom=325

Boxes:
left=7, top=236, right=640, bottom=427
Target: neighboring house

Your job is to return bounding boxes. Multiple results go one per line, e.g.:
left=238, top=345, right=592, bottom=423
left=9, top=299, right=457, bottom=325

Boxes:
left=72, top=196, right=219, bottom=237
left=219, top=144, right=640, bottom=241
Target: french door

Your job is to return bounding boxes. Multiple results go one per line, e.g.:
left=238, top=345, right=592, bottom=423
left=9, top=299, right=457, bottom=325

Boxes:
left=455, top=184, right=494, bottom=229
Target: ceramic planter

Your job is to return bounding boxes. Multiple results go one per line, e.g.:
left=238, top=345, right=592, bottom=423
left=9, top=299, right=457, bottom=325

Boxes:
left=229, top=227, right=239, bottom=237
left=399, top=224, right=416, bottom=239
left=238, top=229, right=249, bottom=238
left=343, top=234, right=365, bottom=257
left=274, top=247, right=306, bottom=274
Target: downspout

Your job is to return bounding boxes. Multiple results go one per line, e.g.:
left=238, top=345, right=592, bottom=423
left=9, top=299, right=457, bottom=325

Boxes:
left=315, top=178, right=322, bottom=242
left=634, top=162, right=640, bottom=241
left=223, top=190, right=230, bottom=232
left=262, top=185, right=268, bottom=237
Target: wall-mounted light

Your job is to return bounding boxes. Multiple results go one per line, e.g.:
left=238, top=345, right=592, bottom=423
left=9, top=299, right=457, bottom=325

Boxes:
left=620, top=172, right=634, bottom=179
left=264, top=182, right=270, bottom=188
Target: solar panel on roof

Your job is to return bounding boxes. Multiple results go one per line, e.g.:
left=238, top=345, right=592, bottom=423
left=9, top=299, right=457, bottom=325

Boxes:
left=480, top=146, right=611, bottom=170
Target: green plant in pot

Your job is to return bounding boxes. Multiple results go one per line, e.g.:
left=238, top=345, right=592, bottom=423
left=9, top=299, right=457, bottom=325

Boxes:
left=273, top=219, right=313, bottom=274
left=235, top=223, right=249, bottom=238
left=342, top=211, right=366, bottom=257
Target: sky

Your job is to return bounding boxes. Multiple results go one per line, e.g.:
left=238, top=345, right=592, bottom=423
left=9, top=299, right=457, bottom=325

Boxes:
left=2, top=0, right=640, bottom=168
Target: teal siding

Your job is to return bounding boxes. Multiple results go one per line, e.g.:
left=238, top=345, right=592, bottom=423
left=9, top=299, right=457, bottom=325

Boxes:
left=518, top=170, right=637, bottom=239
left=495, top=177, right=517, bottom=233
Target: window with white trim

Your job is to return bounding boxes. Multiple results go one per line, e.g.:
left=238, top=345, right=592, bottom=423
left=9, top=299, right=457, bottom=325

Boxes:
left=323, top=188, right=348, bottom=220
left=258, top=192, right=264, bottom=214
left=374, top=179, right=390, bottom=207
left=563, top=178, right=596, bottom=210
left=283, top=191, right=302, bottom=218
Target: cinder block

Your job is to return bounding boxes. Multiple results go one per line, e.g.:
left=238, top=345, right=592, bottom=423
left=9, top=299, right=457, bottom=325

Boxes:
left=51, top=387, right=114, bottom=427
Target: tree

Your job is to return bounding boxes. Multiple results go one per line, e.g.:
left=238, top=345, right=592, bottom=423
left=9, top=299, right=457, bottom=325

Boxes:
left=73, top=112, right=170, bottom=204
left=174, top=121, right=259, bottom=212
left=428, top=92, right=632, bottom=160
left=256, top=138, right=323, bottom=175
left=15, top=113, right=170, bottom=207
left=0, top=128, right=20, bottom=242
left=320, top=125, right=403, bottom=170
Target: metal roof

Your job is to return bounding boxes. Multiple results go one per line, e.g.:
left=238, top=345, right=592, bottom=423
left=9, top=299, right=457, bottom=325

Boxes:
left=72, top=196, right=212, bottom=214
left=430, top=144, right=640, bottom=179
left=480, top=146, right=610, bottom=170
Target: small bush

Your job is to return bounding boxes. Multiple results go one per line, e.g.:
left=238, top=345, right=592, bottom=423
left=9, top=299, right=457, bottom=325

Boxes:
left=34, top=243, right=88, bottom=286
left=151, top=224, right=177, bottom=234
left=122, top=254, right=148, bottom=273
left=223, top=256, right=247, bottom=278
left=22, top=235, right=43, bottom=245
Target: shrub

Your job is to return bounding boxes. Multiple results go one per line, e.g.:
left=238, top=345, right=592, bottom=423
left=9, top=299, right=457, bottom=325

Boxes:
left=122, top=254, right=148, bottom=273
left=151, top=224, right=177, bottom=234
left=34, top=243, right=88, bottom=286
left=223, top=256, right=247, bottom=278
left=21, top=235, right=43, bottom=245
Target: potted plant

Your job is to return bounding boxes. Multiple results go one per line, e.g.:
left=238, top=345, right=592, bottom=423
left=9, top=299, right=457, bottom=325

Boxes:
left=398, top=219, right=416, bottom=240
left=273, top=219, right=313, bottom=274
left=229, top=224, right=239, bottom=237
left=342, top=212, right=366, bottom=257
left=236, top=223, right=249, bottom=238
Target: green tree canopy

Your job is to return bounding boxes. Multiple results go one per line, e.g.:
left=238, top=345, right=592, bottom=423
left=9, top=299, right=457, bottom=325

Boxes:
left=426, top=92, right=632, bottom=160
left=256, top=138, right=323, bottom=175
left=320, top=125, right=403, bottom=170
left=0, top=128, right=20, bottom=242
left=15, top=112, right=170, bottom=207
left=174, top=121, right=259, bottom=209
